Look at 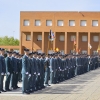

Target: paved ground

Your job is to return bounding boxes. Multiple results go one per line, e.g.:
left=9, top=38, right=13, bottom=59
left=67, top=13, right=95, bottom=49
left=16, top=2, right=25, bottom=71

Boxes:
left=1, top=68, right=100, bottom=100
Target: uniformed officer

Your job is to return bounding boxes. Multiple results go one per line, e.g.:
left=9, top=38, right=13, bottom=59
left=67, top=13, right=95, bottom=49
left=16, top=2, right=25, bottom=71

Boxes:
left=50, top=53, right=55, bottom=84
left=0, top=48, right=2, bottom=93
left=0, top=48, right=6, bottom=92
left=32, top=52, right=38, bottom=91
left=36, top=53, right=42, bottom=90
left=22, top=48, right=30, bottom=94
left=11, top=51, right=18, bottom=89
left=40, top=53, right=45, bottom=88
left=44, top=54, right=50, bottom=86
left=5, top=51, right=13, bottom=91
left=18, top=54, right=23, bottom=82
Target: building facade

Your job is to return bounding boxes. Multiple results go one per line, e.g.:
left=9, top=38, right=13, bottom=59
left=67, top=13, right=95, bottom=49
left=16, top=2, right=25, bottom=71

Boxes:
left=20, top=11, right=100, bottom=54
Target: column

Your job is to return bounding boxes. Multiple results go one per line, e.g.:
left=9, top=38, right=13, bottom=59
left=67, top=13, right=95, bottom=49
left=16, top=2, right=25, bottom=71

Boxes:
left=53, top=32, right=56, bottom=52
left=42, top=32, right=44, bottom=52
left=65, top=32, right=67, bottom=54
left=88, top=32, right=90, bottom=55
left=76, top=32, right=79, bottom=53
left=31, top=31, right=33, bottom=51
left=20, top=32, right=22, bottom=54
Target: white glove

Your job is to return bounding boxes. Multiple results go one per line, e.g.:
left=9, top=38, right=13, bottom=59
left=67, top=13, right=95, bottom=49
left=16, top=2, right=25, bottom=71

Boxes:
left=7, top=72, right=10, bottom=75
left=29, top=74, right=31, bottom=77
left=38, top=73, right=40, bottom=75
left=34, top=72, right=36, bottom=74
left=52, top=70, right=53, bottom=72
left=49, top=66, right=52, bottom=68
left=26, top=72, right=29, bottom=74
left=59, top=67, right=60, bottom=69
left=1, top=73, right=4, bottom=75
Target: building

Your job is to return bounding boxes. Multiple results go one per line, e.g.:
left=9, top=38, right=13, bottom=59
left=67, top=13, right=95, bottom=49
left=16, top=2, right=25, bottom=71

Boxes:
left=20, top=11, right=100, bottom=55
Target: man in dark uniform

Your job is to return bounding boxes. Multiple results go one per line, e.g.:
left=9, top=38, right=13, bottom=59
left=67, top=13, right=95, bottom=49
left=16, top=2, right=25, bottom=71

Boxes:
left=36, top=53, right=41, bottom=90
left=0, top=48, right=1, bottom=93
left=50, top=53, right=55, bottom=84
left=40, top=53, right=45, bottom=88
left=11, top=51, right=18, bottom=89
left=44, top=54, right=50, bottom=86
left=0, top=48, right=6, bottom=92
left=18, top=54, right=23, bottom=82
left=32, top=52, right=38, bottom=91
left=22, top=49, right=30, bottom=94
left=5, top=51, right=12, bottom=91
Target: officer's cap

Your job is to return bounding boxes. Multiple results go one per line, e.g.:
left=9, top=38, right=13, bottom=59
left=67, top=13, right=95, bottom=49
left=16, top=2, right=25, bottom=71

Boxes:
left=29, top=53, right=32, bottom=56
left=37, top=53, right=41, bottom=55
left=0, top=48, right=5, bottom=51
left=7, top=51, right=12, bottom=54
left=16, top=53, right=19, bottom=55
left=24, top=48, right=29, bottom=51
left=12, top=51, right=16, bottom=54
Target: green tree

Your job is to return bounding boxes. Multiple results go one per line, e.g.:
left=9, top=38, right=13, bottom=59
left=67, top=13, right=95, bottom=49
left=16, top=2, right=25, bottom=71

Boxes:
left=0, top=36, right=19, bottom=46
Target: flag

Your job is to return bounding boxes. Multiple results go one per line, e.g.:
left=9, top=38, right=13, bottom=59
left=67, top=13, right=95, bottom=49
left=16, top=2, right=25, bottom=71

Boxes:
left=73, top=38, right=76, bottom=52
left=49, top=29, right=52, bottom=39
left=73, top=38, right=76, bottom=45
left=88, top=43, right=92, bottom=49
left=49, top=30, right=55, bottom=41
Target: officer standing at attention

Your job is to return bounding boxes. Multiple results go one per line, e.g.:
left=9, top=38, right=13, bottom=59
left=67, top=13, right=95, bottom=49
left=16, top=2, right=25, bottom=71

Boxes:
left=40, top=53, right=45, bottom=88
left=0, top=48, right=6, bottom=92
left=5, top=51, right=12, bottom=91
left=22, top=48, right=30, bottom=94
left=11, top=51, right=18, bottom=89
left=44, top=54, right=50, bottom=86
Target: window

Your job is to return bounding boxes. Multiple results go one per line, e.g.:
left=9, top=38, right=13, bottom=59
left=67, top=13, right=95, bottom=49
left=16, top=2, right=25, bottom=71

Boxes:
left=82, top=36, right=87, bottom=42
left=46, top=20, right=52, bottom=26
left=80, top=20, right=87, bottom=26
left=93, top=36, right=99, bottom=42
left=48, top=50, right=53, bottom=54
left=82, top=50, right=87, bottom=54
left=26, top=35, right=31, bottom=41
left=35, top=20, right=41, bottom=26
left=57, top=20, right=64, bottom=26
left=23, top=20, right=29, bottom=26
left=69, top=20, right=75, bottom=26
left=37, top=35, right=42, bottom=41
left=37, top=50, right=42, bottom=53
left=59, top=35, right=65, bottom=41
left=92, top=20, right=98, bottom=26
left=71, top=35, right=76, bottom=41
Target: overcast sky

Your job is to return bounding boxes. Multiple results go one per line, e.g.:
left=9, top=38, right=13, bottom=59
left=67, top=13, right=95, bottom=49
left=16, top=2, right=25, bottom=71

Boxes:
left=0, top=0, right=100, bottom=39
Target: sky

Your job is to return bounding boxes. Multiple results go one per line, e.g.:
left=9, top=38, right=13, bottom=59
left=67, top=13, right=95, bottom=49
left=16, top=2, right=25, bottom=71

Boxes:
left=0, top=0, right=100, bottom=39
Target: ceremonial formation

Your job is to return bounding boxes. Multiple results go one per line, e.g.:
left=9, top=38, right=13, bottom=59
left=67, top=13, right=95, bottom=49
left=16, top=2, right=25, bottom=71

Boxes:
left=0, top=48, right=100, bottom=94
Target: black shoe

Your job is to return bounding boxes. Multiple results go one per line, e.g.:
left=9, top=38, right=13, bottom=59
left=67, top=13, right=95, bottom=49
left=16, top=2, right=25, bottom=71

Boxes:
left=24, top=91, right=30, bottom=94
left=13, top=87, right=17, bottom=90
left=16, top=86, right=20, bottom=88
left=2, top=90, right=6, bottom=92
left=6, top=89, right=12, bottom=91
left=0, top=91, right=1, bottom=93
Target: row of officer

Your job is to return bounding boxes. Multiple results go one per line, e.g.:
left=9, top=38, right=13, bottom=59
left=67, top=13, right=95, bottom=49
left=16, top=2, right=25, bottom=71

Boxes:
left=0, top=48, right=22, bottom=93
left=22, top=48, right=100, bottom=94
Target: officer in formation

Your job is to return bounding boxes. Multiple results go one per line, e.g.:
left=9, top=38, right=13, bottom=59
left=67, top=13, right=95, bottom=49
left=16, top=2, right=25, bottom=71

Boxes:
left=0, top=48, right=22, bottom=93
left=0, top=47, right=100, bottom=94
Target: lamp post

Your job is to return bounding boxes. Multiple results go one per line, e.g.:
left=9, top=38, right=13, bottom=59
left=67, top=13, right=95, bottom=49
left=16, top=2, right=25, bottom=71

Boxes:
left=13, top=31, right=15, bottom=39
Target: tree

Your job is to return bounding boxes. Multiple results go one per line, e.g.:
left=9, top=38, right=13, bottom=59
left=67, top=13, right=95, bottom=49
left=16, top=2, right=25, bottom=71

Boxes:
left=0, top=36, right=19, bottom=46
